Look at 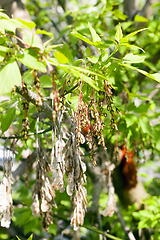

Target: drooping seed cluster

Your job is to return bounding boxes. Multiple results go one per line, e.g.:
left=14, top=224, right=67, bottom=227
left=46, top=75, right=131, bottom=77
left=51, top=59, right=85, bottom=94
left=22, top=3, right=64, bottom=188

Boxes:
left=33, top=71, right=43, bottom=110
left=31, top=150, right=57, bottom=232
left=21, top=83, right=30, bottom=141
left=51, top=137, right=65, bottom=193
left=64, top=133, right=87, bottom=230
left=0, top=156, right=13, bottom=228
left=50, top=129, right=87, bottom=230
left=104, top=81, right=118, bottom=131
left=75, top=92, right=107, bottom=165
left=50, top=90, right=60, bottom=122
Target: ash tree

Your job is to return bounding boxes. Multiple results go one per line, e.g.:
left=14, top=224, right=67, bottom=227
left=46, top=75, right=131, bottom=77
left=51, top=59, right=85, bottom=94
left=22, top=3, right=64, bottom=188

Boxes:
left=0, top=0, right=160, bottom=240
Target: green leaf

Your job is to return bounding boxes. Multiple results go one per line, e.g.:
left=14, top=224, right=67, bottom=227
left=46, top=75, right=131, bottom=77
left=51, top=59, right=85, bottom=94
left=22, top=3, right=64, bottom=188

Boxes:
left=139, top=117, right=152, bottom=135
left=113, top=9, right=127, bottom=21
left=151, top=73, right=160, bottom=82
left=36, top=28, right=53, bottom=37
left=16, top=19, right=36, bottom=30
left=124, top=28, right=148, bottom=40
left=125, top=113, right=137, bottom=127
left=71, top=31, right=93, bottom=45
left=0, top=45, right=14, bottom=52
left=49, top=223, right=57, bottom=235
left=123, top=53, right=145, bottom=63
left=18, top=48, right=47, bottom=72
left=39, top=75, right=52, bottom=88
left=134, top=15, right=148, bottom=23
left=22, top=33, right=40, bottom=49
left=27, top=234, right=33, bottom=240
left=1, top=107, right=16, bottom=134
left=0, top=51, right=6, bottom=62
left=79, top=73, right=100, bottom=91
left=0, top=11, right=10, bottom=19
left=88, top=22, right=101, bottom=42
left=0, top=60, right=21, bottom=95
left=54, top=51, right=69, bottom=64
left=101, top=51, right=108, bottom=62
left=60, top=44, right=73, bottom=64
left=115, top=23, right=123, bottom=43
left=16, top=236, right=21, bottom=240
left=88, top=55, right=99, bottom=63
left=0, top=19, right=16, bottom=32
left=62, top=65, right=110, bottom=82
left=121, top=63, right=155, bottom=80
left=121, top=43, right=144, bottom=52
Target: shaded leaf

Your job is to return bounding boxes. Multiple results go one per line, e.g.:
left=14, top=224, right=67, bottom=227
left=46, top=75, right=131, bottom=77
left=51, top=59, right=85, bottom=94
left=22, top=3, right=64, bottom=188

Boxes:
left=1, top=107, right=16, bottom=134
left=0, top=60, right=21, bottom=95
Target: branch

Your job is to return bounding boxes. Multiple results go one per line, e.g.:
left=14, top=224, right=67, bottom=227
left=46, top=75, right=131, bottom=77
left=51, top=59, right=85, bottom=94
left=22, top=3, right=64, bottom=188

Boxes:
left=123, top=0, right=139, bottom=19
left=15, top=86, right=53, bottom=120
left=115, top=203, right=136, bottom=240
left=137, top=0, right=159, bottom=19
left=12, top=151, right=36, bottom=182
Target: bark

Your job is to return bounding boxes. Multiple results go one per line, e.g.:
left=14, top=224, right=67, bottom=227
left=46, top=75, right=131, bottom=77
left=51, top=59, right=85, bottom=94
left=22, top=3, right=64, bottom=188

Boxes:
left=124, top=0, right=139, bottom=19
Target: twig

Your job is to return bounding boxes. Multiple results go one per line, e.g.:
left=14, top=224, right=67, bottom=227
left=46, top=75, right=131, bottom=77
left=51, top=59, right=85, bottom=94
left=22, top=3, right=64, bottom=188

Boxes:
left=0, top=126, right=52, bottom=140
left=115, top=203, right=136, bottom=240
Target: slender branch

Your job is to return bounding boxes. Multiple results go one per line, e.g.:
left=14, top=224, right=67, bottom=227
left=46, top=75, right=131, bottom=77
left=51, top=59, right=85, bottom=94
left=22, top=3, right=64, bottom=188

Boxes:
left=15, top=86, right=53, bottom=120
left=0, top=126, right=52, bottom=140
left=83, top=225, right=123, bottom=240
left=115, top=203, right=136, bottom=240
left=12, top=151, right=36, bottom=182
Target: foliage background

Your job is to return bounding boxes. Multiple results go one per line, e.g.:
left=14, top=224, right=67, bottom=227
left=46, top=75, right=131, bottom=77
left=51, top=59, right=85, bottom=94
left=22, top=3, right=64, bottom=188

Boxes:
left=1, top=0, right=160, bottom=239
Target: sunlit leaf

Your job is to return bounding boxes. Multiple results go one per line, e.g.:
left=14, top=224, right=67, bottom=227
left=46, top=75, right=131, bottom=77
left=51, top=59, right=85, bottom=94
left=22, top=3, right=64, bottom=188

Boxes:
left=36, top=29, right=53, bottom=37
left=134, top=15, right=148, bottom=23
left=88, top=22, right=101, bottom=42
left=0, top=19, right=16, bottom=32
left=18, top=48, right=47, bottom=72
left=70, top=31, right=93, bottom=45
left=54, top=51, right=69, bottom=64
left=123, top=53, right=145, bottom=63
left=115, top=23, right=123, bottom=43
left=124, top=28, right=148, bottom=40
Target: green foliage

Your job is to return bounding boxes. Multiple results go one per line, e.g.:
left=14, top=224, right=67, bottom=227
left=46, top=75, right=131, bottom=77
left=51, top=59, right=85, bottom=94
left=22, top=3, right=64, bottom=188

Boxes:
left=1, top=0, right=160, bottom=239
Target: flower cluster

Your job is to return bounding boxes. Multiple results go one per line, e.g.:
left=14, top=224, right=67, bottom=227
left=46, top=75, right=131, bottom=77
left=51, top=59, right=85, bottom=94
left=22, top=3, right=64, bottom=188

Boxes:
left=0, top=157, right=13, bottom=228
